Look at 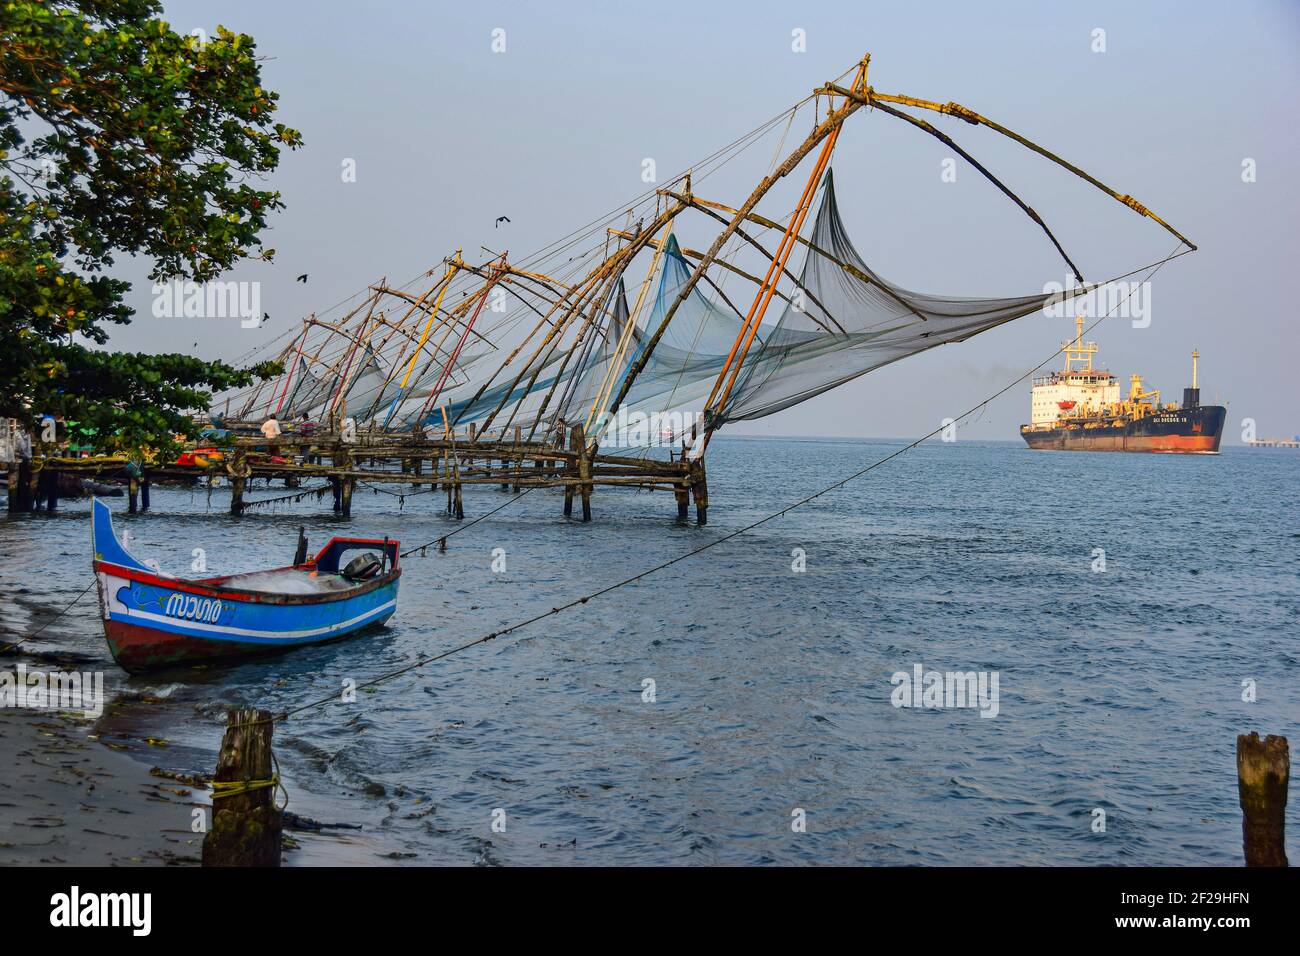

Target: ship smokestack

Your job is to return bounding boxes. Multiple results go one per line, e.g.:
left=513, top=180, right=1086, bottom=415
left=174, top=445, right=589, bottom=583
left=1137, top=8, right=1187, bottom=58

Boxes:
left=1183, top=348, right=1200, bottom=408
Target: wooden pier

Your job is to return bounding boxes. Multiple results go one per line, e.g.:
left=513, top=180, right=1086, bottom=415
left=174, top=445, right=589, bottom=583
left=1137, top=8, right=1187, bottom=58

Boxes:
left=8, top=424, right=708, bottom=525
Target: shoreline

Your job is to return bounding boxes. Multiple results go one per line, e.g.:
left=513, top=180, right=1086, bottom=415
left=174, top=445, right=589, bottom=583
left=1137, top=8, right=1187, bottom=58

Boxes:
left=1, top=699, right=398, bottom=867
left=0, top=706, right=200, bottom=866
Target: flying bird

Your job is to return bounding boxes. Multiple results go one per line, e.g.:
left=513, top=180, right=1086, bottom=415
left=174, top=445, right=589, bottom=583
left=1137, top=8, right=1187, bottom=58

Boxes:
left=296, top=274, right=308, bottom=283
left=495, top=216, right=510, bottom=228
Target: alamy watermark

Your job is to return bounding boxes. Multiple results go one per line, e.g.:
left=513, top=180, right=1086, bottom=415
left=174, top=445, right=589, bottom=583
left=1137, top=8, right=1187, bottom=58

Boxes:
left=1041, top=275, right=1151, bottom=328
left=152, top=279, right=262, bottom=328
left=890, top=663, right=999, bottom=718
left=591, top=406, right=703, bottom=456
left=1, top=663, right=104, bottom=718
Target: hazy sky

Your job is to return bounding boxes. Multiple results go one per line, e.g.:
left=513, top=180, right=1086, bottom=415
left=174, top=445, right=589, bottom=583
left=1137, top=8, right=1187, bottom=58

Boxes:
left=109, top=0, right=1299, bottom=442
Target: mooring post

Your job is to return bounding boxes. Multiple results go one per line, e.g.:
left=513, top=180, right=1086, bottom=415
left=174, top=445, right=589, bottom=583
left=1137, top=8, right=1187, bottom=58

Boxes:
left=202, top=707, right=282, bottom=868
left=1237, top=732, right=1289, bottom=866
left=139, top=475, right=150, bottom=512
left=128, top=476, right=140, bottom=514
left=44, top=469, right=58, bottom=513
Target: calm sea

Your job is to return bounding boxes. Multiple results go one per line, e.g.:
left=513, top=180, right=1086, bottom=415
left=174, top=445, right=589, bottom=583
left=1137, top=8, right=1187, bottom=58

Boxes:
left=2, top=437, right=1297, bottom=865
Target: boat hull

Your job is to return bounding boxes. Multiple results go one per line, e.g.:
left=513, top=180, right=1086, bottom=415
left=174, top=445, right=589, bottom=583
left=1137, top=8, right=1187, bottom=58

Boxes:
left=93, top=562, right=400, bottom=673
left=1020, top=405, right=1225, bottom=454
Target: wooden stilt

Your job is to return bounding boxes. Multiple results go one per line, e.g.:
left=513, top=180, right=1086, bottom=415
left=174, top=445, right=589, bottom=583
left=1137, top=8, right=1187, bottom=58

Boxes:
left=45, top=469, right=58, bottom=513
left=331, top=477, right=341, bottom=513
left=563, top=426, right=574, bottom=517
left=6, top=462, right=18, bottom=513
left=512, top=425, right=523, bottom=492
left=1237, top=732, right=1289, bottom=867
left=17, top=459, right=34, bottom=512
left=575, top=423, right=592, bottom=522
left=690, top=458, right=708, bottom=526
left=128, top=476, right=140, bottom=514
left=202, top=707, right=282, bottom=868
left=453, top=459, right=464, bottom=519
left=140, top=476, right=150, bottom=512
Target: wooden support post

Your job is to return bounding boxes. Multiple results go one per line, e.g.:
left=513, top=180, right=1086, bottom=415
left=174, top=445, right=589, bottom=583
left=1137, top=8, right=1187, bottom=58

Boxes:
left=1237, top=732, right=1289, bottom=867
left=563, top=426, right=574, bottom=517
left=338, top=443, right=353, bottom=517
left=690, top=458, right=708, bottom=526
left=453, top=459, right=464, bottom=520
left=230, top=452, right=247, bottom=516
left=575, top=423, right=592, bottom=522
left=202, top=707, right=282, bottom=868
left=512, top=425, right=523, bottom=492
left=45, top=469, right=58, bottom=513
left=674, top=478, right=689, bottom=521
left=6, top=462, right=17, bottom=513
left=331, top=477, right=341, bottom=512
left=18, top=459, right=35, bottom=512
left=140, top=476, right=150, bottom=512
left=445, top=454, right=453, bottom=513
left=128, top=476, right=140, bottom=514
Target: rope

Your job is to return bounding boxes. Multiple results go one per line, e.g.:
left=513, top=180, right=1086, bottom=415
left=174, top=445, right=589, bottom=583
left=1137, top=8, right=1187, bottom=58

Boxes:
left=400, top=486, right=535, bottom=557
left=210, top=775, right=279, bottom=800
left=276, top=242, right=1190, bottom=723
left=236, top=484, right=332, bottom=510
left=0, top=578, right=97, bottom=654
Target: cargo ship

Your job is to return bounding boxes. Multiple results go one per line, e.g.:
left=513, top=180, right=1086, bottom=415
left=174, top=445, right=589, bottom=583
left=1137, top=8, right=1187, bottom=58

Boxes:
left=1019, top=317, right=1225, bottom=453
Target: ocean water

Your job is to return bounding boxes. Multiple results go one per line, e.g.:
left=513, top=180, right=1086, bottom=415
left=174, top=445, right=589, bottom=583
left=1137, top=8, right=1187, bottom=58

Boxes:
left=2, top=437, right=1297, bottom=865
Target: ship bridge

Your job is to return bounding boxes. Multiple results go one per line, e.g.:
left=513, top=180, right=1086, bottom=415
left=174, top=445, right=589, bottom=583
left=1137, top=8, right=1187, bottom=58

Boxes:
left=1029, top=316, right=1120, bottom=425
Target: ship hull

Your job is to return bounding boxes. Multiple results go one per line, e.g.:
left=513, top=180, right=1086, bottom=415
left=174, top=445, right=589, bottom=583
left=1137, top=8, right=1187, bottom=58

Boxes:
left=1020, top=405, right=1225, bottom=454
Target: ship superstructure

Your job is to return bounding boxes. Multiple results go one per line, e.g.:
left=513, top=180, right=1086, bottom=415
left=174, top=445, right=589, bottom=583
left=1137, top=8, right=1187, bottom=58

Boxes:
left=1020, top=317, right=1225, bottom=453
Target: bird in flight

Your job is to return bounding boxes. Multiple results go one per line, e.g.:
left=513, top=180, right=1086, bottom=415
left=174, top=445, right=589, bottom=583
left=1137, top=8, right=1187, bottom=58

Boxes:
left=296, top=274, right=308, bottom=283
left=495, top=216, right=510, bottom=228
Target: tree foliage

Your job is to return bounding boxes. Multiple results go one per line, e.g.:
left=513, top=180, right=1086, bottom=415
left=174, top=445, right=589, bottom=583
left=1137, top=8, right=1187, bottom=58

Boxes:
left=0, top=0, right=299, bottom=455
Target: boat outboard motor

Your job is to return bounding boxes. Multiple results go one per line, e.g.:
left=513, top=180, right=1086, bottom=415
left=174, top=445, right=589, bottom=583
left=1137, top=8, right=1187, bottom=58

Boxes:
left=341, top=552, right=384, bottom=582
left=293, top=526, right=308, bottom=567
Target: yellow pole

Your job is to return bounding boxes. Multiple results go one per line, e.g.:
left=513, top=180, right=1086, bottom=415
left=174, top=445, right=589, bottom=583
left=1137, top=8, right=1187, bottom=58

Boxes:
left=399, top=254, right=462, bottom=391
left=583, top=224, right=675, bottom=439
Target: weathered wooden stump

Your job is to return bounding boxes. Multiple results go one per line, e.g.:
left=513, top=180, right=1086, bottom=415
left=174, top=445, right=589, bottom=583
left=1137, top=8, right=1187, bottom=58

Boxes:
left=202, top=707, right=282, bottom=867
left=1237, top=732, right=1289, bottom=866
left=689, top=458, right=708, bottom=526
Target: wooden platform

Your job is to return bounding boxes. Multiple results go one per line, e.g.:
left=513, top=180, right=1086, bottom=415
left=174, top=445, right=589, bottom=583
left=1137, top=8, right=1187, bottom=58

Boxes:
left=7, top=424, right=708, bottom=524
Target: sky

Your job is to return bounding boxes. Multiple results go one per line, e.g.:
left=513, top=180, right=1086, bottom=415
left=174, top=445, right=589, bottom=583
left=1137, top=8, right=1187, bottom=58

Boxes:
left=106, top=0, right=1300, bottom=442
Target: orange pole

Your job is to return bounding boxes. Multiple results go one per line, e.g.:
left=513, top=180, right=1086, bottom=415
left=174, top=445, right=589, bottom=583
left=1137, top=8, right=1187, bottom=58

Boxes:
left=703, top=61, right=868, bottom=429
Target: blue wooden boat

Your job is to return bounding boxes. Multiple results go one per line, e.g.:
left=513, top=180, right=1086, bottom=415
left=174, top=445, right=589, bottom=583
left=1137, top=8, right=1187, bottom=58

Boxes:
left=90, top=498, right=401, bottom=673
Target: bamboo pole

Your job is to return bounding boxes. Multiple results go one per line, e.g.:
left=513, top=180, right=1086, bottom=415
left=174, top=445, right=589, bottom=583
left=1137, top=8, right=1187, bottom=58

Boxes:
left=603, top=58, right=873, bottom=428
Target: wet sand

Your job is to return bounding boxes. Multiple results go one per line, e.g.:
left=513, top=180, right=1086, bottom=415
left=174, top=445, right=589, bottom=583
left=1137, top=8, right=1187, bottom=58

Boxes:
left=0, top=703, right=400, bottom=866
left=0, top=707, right=201, bottom=866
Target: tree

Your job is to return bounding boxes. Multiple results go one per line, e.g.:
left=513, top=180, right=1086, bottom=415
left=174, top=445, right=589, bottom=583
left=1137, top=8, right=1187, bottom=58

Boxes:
left=0, top=0, right=300, bottom=455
